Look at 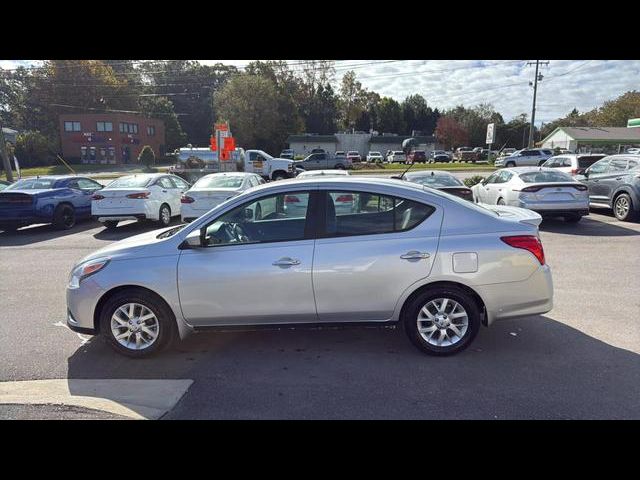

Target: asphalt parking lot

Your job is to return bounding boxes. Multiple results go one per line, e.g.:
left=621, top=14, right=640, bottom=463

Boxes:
left=1, top=174, right=639, bottom=419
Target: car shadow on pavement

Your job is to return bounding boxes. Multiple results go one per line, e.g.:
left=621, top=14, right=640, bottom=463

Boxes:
left=92, top=218, right=184, bottom=241
left=0, top=220, right=100, bottom=247
left=65, top=316, right=640, bottom=419
left=539, top=215, right=640, bottom=236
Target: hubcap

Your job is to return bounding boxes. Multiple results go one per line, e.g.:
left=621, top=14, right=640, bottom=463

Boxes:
left=417, top=298, right=469, bottom=347
left=161, top=207, right=170, bottom=223
left=616, top=197, right=629, bottom=218
left=111, top=303, right=159, bottom=350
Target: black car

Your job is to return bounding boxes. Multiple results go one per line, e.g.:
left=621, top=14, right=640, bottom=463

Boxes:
left=408, top=150, right=427, bottom=163
left=577, top=154, right=640, bottom=221
left=393, top=171, right=474, bottom=201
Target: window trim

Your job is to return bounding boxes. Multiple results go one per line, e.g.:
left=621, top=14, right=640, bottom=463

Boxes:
left=316, top=190, right=436, bottom=240
left=196, top=190, right=321, bottom=248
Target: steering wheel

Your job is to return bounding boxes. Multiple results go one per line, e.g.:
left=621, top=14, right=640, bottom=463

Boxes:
left=230, top=223, right=250, bottom=243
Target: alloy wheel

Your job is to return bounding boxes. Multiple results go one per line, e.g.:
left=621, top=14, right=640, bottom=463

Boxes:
left=417, top=298, right=469, bottom=347
left=615, top=196, right=630, bottom=219
left=110, top=303, right=160, bottom=351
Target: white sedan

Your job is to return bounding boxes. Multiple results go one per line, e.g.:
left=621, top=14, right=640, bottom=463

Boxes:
left=181, top=172, right=264, bottom=222
left=92, top=173, right=191, bottom=229
left=471, top=167, right=589, bottom=222
left=366, top=151, right=384, bottom=162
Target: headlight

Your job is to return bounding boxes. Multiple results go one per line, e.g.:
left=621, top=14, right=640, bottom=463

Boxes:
left=68, top=258, right=110, bottom=289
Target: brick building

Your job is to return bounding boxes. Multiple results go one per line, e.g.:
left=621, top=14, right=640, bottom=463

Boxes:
left=59, top=113, right=165, bottom=165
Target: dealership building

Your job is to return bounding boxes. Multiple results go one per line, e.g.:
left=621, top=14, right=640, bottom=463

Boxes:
left=58, top=114, right=165, bottom=164
left=286, top=132, right=440, bottom=157
left=539, top=126, right=640, bottom=154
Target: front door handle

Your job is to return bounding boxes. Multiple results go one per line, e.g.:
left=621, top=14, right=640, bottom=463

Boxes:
left=400, top=251, right=430, bottom=260
left=272, top=257, right=301, bottom=266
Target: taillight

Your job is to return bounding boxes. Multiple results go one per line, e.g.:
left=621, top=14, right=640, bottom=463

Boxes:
left=501, top=235, right=545, bottom=265
left=126, top=192, right=150, bottom=199
left=520, top=186, right=542, bottom=193
left=335, top=194, right=353, bottom=202
left=181, top=195, right=195, bottom=204
left=284, top=195, right=300, bottom=203
left=92, top=194, right=105, bottom=200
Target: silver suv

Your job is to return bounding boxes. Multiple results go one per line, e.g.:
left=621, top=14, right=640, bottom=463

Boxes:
left=494, top=148, right=554, bottom=168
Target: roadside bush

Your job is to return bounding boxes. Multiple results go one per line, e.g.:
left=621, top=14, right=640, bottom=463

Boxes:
left=138, top=145, right=156, bottom=171
left=464, top=175, right=485, bottom=187
left=14, top=131, right=58, bottom=167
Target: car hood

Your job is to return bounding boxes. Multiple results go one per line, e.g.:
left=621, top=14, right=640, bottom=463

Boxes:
left=80, top=226, right=181, bottom=264
left=481, top=204, right=543, bottom=226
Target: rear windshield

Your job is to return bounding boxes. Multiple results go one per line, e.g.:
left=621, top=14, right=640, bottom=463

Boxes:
left=519, top=171, right=573, bottom=183
left=408, top=175, right=463, bottom=187
left=107, top=176, right=154, bottom=188
left=5, top=178, right=56, bottom=190
left=194, top=176, right=244, bottom=189
left=578, top=156, right=604, bottom=168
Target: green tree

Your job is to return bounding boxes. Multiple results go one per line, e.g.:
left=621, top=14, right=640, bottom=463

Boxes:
left=14, top=131, right=57, bottom=167
left=339, top=71, right=369, bottom=131
left=138, top=96, right=187, bottom=152
left=376, top=97, right=405, bottom=134
left=138, top=145, right=156, bottom=171
left=213, top=75, right=281, bottom=154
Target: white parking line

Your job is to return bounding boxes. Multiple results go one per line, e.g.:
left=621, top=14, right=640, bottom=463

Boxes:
left=0, top=379, right=194, bottom=420
left=53, top=321, right=92, bottom=345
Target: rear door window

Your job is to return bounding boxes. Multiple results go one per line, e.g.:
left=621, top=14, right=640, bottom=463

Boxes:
left=323, top=191, right=435, bottom=237
left=578, top=156, right=603, bottom=168
left=609, top=159, right=628, bottom=172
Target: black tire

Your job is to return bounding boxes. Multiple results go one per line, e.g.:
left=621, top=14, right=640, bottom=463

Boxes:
left=104, top=221, right=119, bottom=230
left=403, top=286, right=481, bottom=356
left=497, top=198, right=506, bottom=205
left=52, top=204, right=76, bottom=230
left=334, top=164, right=345, bottom=170
left=158, top=204, right=171, bottom=226
left=564, top=214, right=582, bottom=223
left=505, top=161, right=516, bottom=167
left=272, top=172, right=287, bottom=181
left=613, top=193, right=638, bottom=221
left=99, top=288, right=177, bottom=358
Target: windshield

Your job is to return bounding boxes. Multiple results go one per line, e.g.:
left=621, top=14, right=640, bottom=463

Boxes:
left=519, top=171, right=574, bottom=183
left=194, top=176, right=244, bottom=189
left=5, top=178, right=56, bottom=190
left=408, top=175, right=463, bottom=187
left=107, top=175, right=153, bottom=188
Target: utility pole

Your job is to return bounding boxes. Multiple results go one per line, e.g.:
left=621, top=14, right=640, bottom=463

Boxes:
left=0, top=120, right=14, bottom=182
left=527, top=60, right=549, bottom=148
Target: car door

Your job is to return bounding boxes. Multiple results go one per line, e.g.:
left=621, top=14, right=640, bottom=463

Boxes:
left=583, top=158, right=612, bottom=203
left=519, top=150, right=539, bottom=166
left=177, top=189, right=320, bottom=326
left=155, top=176, right=178, bottom=215
left=75, top=178, right=104, bottom=217
left=599, top=158, right=629, bottom=204
left=476, top=172, right=500, bottom=203
left=311, top=189, right=442, bottom=321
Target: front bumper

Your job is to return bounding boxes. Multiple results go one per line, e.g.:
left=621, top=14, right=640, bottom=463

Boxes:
left=66, top=278, right=105, bottom=335
left=476, top=264, right=554, bottom=325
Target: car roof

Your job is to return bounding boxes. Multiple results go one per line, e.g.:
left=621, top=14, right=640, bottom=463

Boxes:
left=199, top=172, right=255, bottom=178
left=298, top=169, right=349, bottom=176
left=501, top=166, right=558, bottom=174
left=405, top=170, right=455, bottom=178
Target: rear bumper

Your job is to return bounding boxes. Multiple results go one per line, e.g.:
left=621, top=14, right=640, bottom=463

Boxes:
left=95, top=214, right=146, bottom=222
left=477, top=264, right=554, bottom=325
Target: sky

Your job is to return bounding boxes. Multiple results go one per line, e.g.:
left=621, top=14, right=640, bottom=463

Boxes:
left=2, top=59, right=639, bottom=127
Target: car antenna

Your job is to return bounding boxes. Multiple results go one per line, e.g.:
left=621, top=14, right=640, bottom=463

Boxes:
left=399, top=160, right=416, bottom=179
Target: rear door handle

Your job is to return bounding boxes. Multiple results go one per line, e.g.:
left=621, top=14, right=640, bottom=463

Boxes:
left=616, top=177, right=623, bottom=180
left=400, top=251, right=430, bottom=260
left=272, top=257, right=301, bottom=266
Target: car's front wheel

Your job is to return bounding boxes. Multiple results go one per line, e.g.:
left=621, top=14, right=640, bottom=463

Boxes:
left=99, top=288, right=176, bottom=358
left=403, top=286, right=481, bottom=356
left=52, top=204, right=76, bottom=230
left=613, top=193, right=637, bottom=221
left=505, top=161, right=516, bottom=167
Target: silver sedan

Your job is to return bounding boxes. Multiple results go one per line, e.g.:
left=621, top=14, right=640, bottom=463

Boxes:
left=471, top=167, right=590, bottom=222
left=66, top=177, right=553, bottom=358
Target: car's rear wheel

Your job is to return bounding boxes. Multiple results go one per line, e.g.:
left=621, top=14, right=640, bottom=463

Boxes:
left=497, top=198, right=506, bottom=205
left=335, top=164, right=345, bottom=170
left=613, top=193, right=637, bottom=221
left=52, top=204, right=76, bottom=230
left=158, top=204, right=171, bottom=226
left=99, top=289, right=176, bottom=358
left=104, top=221, right=119, bottom=230
left=403, top=286, right=481, bottom=356
left=505, top=161, right=515, bottom=167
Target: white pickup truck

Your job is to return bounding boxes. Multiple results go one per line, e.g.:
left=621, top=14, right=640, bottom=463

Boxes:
left=169, top=147, right=295, bottom=183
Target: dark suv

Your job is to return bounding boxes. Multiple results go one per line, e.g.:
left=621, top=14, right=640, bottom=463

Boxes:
left=578, top=155, right=640, bottom=221
left=408, top=150, right=427, bottom=163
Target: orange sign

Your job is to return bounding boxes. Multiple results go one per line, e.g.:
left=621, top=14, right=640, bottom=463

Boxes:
left=209, top=136, right=217, bottom=151
left=220, top=150, right=231, bottom=161
left=223, top=137, right=235, bottom=151
left=214, top=123, right=228, bottom=131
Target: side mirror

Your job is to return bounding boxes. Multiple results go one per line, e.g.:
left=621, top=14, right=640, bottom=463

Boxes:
left=181, top=229, right=202, bottom=249
left=582, top=169, right=589, bottom=178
